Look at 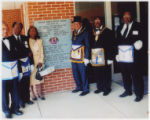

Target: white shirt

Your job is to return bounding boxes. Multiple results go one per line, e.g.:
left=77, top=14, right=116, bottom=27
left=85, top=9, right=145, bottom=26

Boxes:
left=121, top=21, right=133, bottom=38
left=13, top=34, right=29, bottom=48
left=3, top=39, right=10, bottom=50
left=95, top=25, right=103, bottom=35
left=77, top=26, right=82, bottom=33
left=13, top=34, right=21, bottom=41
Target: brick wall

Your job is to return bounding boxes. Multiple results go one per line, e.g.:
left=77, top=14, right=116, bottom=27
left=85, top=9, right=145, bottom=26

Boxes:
left=2, top=9, right=25, bottom=35
left=25, top=2, right=76, bottom=94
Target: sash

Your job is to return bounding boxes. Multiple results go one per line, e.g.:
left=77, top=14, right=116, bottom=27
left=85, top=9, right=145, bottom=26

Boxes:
left=2, top=60, right=19, bottom=80
left=70, top=45, right=85, bottom=63
left=118, top=45, right=134, bottom=63
left=91, top=48, right=105, bottom=66
left=19, top=57, right=31, bottom=77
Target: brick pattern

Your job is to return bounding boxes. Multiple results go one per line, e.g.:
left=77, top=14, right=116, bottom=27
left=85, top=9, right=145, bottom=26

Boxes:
left=26, top=2, right=74, bottom=30
left=2, top=9, right=25, bottom=35
left=26, top=2, right=76, bottom=94
left=42, top=68, right=75, bottom=93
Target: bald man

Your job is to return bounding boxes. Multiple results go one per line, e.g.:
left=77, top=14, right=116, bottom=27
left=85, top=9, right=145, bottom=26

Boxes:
left=2, top=22, right=23, bottom=118
left=115, top=11, right=144, bottom=102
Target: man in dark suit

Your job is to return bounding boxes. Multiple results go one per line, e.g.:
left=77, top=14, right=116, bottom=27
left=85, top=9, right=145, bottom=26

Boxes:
left=2, top=22, right=23, bottom=118
left=90, top=16, right=115, bottom=96
left=115, top=11, right=144, bottom=102
left=8, top=22, right=33, bottom=108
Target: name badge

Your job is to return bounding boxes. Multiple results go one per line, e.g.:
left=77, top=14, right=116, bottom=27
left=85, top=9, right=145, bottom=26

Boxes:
left=91, top=48, right=105, bottom=66
left=118, top=45, right=134, bottom=63
left=132, top=30, right=138, bottom=35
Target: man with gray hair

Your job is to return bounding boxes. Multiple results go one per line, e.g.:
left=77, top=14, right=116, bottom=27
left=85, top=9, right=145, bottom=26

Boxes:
left=115, top=11, right=144, bottom=102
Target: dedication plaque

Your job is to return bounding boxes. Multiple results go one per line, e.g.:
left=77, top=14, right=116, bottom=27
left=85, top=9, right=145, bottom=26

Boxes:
left=34, top=19, right=72, bottom=69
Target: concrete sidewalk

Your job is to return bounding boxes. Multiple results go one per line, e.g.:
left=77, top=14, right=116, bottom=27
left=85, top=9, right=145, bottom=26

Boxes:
left=2, top=82, right=148, bottom=119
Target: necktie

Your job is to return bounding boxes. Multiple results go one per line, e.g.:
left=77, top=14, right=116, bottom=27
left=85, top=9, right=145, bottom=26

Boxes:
left=17, top=36, right=20, bottom=43
left=123, top=24, right=129, bottom=38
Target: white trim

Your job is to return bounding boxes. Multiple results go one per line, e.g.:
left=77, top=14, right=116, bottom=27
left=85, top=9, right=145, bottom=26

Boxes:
left=23, top=3, right=27, bottom=35
left=74, top=1, right=76, bottom=16
left=104, top=2, right=112, bottom=30
left=136, top=2, right=140, bottom=22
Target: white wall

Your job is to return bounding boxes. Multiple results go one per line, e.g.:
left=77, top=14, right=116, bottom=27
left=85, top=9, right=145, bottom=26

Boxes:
left=2, top=1, right=23, bottom=10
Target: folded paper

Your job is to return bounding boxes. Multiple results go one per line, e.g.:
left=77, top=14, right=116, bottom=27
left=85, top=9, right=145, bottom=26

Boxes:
left=39, top=66, right=55, bottom=76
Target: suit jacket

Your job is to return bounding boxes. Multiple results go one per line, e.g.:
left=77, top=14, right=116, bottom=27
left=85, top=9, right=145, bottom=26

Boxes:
left=72, top=27, right=90, bottom=59
left=2, top=38, right=17, bottom=62
left=7, top=35, right=32, bottom=73
left=7, top=35, right=31, bottom=59
left=91, top=27, right=115, bottom=61
left=116, top=21, right=144, bottom=68
left=29, top=38, right=44, bottom=66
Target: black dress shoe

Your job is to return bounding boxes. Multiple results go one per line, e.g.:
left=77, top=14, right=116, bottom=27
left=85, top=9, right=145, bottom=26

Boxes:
left=80, top=91, right=89, bottom=96
left=12, top=110, right=23, bottom=116
left=4, top=111, right=12, bottom=118
left=134, top=96, right=143, bottom=102
left=20, top=103, right=25, bottom=108
left=72, top=89, right=82, bottom=93
left=119, top=91, right=132, bottom=97
left=94, top=90, right=102, bottom=94
left=103, top=90, right=111, bottom=96
left=27, top=100, right=34, bottom=105
left=32, top=97, right=37, bottom=101
left=39, top=96, right=45, bottom=100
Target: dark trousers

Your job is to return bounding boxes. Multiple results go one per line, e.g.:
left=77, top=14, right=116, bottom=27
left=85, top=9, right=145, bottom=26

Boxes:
left=72, top=63, right=89, bottom=92
left=119, top=63, right=144, bottom=97
left=18, top=76, right=30, bottom=104
left=92, top=65, right=112, bottom=92
left=2, top=79, right=19, bottom=113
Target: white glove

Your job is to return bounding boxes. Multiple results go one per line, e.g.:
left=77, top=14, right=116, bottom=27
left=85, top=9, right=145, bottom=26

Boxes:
left=31, top=65, right=34, bottom=72
left=107, top=60, right=113, bottom=65
left=115, top=55, right=119, bottom=62
left=19, top=73, right=23, bottom=80
left=89, top=59, right=92, bottom=64
left=84, top=59, right=89, bottom=66
left=134, top=40, right=143, bottom=50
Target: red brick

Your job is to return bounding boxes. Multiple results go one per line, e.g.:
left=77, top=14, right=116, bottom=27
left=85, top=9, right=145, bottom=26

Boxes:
left=47, top=2, right=56, bottom=5
left=37, top=2, right=46, bottom=5
left=66, top=6, right=74, bottom=9
left=28, top=2, right=37, bottom=6
left=61, top=10, right=70, bottom=13
left=52, top=4, right=60, bottom=7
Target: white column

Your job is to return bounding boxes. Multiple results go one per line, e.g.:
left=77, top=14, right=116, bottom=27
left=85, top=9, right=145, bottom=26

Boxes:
left=104, top=1, right=114, bottom=78
left=136, top=2, right=140, bottom=22
left=104, top=2, right=112, bottom=30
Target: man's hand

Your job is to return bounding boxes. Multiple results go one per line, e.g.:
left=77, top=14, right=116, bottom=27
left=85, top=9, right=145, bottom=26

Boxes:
left=28, top=52, right=32, bottom=57
left=134, top=40, right=143, bottom=50
left=107, top=60, right=113, bottom=65
left=115, top=55, right=119, bottom=62
left=31, top=65, right=34, bottom=72
left=37, top=63, right=43, bottom=68
left=84, top=59, right=89, bottom=66
left=19, top=73, right=23, bottom=80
